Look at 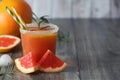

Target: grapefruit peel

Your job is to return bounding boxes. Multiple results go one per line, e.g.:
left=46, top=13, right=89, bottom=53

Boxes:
left=15, top=59, right=38, bottom=74
left=39, top=63, right=67, bottom=73
left=38, top=50, right=67, bottom=73
left=0, top=35, right=20, bottom=53
left=15, top=50, right=67, bottom=73
left=15, top=52, right=38, bottom=74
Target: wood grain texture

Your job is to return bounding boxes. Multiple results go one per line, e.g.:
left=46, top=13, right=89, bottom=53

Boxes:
left=31, top=0, right=53, bottom=17
left=91, top=0, right=111, bottom=18
left=74, top=19, right=120, bottom=80
left=51, top=0, right=72, bottom=18
left=1, top=19, right=120, bottom=80
left=73, top=19, right=109, bottom=80
left=72, top=0, right=92, bottom=18
left=25, top=0, right=120, bottom=18
left=110, top=0, right=120, bottom=18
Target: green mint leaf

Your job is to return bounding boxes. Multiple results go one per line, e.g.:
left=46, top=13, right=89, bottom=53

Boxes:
left=39, top=16, right=49, bottom=23
left=58, top=32, right=70, bottom=43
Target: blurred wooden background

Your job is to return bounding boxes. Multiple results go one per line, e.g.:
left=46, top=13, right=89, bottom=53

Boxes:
left=25, top=0, right=120, bottom=18
left=0, top=0, right=119, bottom=18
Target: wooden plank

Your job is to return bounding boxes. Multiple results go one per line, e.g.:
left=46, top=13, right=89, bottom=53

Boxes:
left=51, top=0, right=72, bottom=18
left=24, top=0, right=120, bottom=18
left=106, top=20, right=120, bottom=54
left=74, top=19, right=120, bottom=80
left=10, top=19, right=80, bottom=80
left=31, top=0, right=53, bottom=18
left=72, top=0, right=92, bottom=18
left=91, top=0, right=111, bottom=18
left=110, top=0, right=120, bottom=18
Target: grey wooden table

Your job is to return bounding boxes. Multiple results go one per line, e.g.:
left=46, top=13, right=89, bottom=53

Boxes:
left=1, top=19, right=120, bottom=80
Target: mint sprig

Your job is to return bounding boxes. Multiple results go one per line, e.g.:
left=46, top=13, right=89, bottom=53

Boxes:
left=58, top=32, right=70, bottom=43
left=32, top=12, right=49, bottom=28
left=32, top=12, right=70, bottom=43
left=0, top=63, right=16, bottom=80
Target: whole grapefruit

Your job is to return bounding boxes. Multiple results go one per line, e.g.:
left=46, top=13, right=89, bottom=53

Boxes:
left=0, top=0, right=32, bottom=36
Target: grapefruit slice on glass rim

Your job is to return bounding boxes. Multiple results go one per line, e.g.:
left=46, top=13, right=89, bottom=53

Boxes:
left=0, top=35, right=20, bottom=53
left=38, top=50, right=67, bottom=73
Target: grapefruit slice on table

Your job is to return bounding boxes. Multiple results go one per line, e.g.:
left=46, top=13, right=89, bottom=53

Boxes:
left=0, top=35, right=20, bottom=53
left=15, top=52, right=38, bottom=74
left=15, top=50, right=67, bottom=73
left=38, top=50, right=67, bottom=72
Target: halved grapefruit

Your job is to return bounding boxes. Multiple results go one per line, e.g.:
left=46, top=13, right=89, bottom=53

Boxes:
left=0, top=35, right=20, bottom=53
left=38, top=50, right=67, bottom=72
left=15, top=52, right=38, bottom=74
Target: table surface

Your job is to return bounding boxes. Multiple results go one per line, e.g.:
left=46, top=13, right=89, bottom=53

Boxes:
left=1, top=19, right=120, bottom=80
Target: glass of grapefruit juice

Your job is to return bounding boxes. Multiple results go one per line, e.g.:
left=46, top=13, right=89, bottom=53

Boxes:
left=20, top=23, right=59, bottom=62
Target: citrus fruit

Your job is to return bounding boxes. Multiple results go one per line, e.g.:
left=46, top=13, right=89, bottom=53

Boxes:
left=0, top=35, right=20, bottom=53
left=15, top=52, right=38, bottom=74
left=38, top=50, right=67, bottom=72
left=15, top=50, right=67, bottom=73
left=0, top=0, right=32, bottom=36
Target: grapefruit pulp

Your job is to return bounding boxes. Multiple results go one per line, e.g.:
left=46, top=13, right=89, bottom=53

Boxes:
left=15, top=52, right=38, bottom=74
left=0, top=35, right=20, bottom=53
left=15, top=50, right=67, bottom=73
left=38, top=50, right=67, bottom=72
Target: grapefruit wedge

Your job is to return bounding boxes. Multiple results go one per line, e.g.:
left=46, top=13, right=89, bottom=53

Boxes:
left=0, top=35, right=20, bottom=53
left=15, top=52, right=38, bottom=74
left=38, top=50, right=67, bottom=72
left=15, top=50, right=67, bottom=73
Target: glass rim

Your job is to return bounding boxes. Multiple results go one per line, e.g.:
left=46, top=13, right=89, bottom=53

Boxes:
left=20, top=23, right=59, bottom=34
